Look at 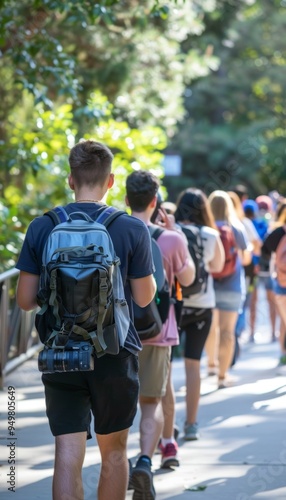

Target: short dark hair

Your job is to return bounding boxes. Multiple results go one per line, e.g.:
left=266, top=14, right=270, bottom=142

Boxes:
left=126, top=170, right=160, bottom=212
left=175, top=188, right=216, bottom=229
left=69, top=140, right=113, bottom=188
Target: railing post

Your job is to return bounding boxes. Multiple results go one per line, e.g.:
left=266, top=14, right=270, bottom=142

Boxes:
left=0, top=279, right=9, bottom=389
left=0, top=268, right=41, bottom=389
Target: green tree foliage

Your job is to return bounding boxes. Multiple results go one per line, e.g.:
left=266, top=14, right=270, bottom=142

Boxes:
left=0, top=91, right=166, bottom=271
left=0, top=0, right=218, bottom=271
left=166, top=0, right=286, bottom=200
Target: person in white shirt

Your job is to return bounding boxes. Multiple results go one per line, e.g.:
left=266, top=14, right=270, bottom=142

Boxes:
left=174, top=188, right=225, bottom=439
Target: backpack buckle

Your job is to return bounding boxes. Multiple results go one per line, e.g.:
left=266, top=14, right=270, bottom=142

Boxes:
left=60, top=253, right=69, bottom=262
left=100, top=277, right=108, bottom=291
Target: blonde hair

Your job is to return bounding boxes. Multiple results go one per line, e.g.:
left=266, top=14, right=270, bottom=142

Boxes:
left=208, top=190, right=236, bottom=224
left=227, top=191, right=244, bottom=220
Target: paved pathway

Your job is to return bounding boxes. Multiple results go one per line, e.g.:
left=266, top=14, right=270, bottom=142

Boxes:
left=1, top=285, right=286, bottom=499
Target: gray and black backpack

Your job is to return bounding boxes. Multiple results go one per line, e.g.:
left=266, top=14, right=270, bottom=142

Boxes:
left=36, top=206, right=130, bottom=372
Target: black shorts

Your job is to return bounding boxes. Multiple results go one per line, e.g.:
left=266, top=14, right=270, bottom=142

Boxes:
left=180, top=308, right=213, bottom=360
left=42, top=349, right=139, bottom=437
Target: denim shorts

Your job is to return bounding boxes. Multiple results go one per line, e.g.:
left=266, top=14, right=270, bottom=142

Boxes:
left=42, top=348, right=139, bottom=437
left=259, top=275, right=273, bottom=290
left=215, top=291, right=243, bottom=312
left=273, top=278, right=286, bottom=295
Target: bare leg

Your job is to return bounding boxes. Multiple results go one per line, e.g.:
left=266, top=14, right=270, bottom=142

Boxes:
left=53, top=431, right=86, bottom=500
left=185, top=358, right=201, bottom=425
left=204, top=309, right=219, bottom=372
left=279, top=319, right=286, bottom=355
left=266, top=289, right=277, bottom=339
left=139, top=396, right=164, bottom=458
left=96, top=429, right=129, bottom=500
left=249, top=287, right=257, bottom=339
left=218, top=310, right=238, bottom=381
left=161, top=365, right=175, bottom=440
left=275, top=295, right=286, bottom=356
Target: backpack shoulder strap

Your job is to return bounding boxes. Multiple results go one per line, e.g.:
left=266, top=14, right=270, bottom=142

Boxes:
left=44, top=206, right=69, bottom=225
left=96, top=206, right=126, bottom=228
left=180, top=223, right=199, bottom=234
left=149, top=226, right=164, bottom=241
left=44, top=205, right=125, bottom=228
left=147, top=226, right=166, bottom=291
left=181, top=224, right=203, bottom=246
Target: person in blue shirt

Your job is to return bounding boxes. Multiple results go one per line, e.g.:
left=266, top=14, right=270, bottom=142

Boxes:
left=16, top=139, right=156, bottom=500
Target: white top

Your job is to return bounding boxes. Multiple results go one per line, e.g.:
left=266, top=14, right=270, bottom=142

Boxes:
left=242, top=217, right=260, bottom=243
left=182, top=225, right=220, bottom=309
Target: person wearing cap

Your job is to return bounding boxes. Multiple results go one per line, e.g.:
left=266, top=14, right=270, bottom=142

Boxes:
left=256, top=195, right=273, bottom=214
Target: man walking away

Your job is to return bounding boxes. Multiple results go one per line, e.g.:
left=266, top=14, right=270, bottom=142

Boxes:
left=16, top=140, right=156, bottom=500
left=126, top=170, right=195, bottom=499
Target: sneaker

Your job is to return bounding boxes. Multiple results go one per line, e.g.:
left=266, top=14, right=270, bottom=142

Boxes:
left=184, top=422, right=199, bottom=441
left=218, top=374, right=235, bottom=389
left=277, top=356, right=286, bottom=375
left=132, top=457, right=155, bottom=500
left=161, top=442, right=179, bottom=469
left=207, top=364, right=218, bottom=376
left=279, top=355, right=286, bottom=365
left=156, top=425, right=180, bottom=454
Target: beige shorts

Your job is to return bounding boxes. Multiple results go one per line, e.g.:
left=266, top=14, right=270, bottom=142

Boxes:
left=138, top=345, right=171, bottom=398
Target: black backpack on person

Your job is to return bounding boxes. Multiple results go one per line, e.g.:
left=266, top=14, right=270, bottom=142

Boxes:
left=179, top=224, right=208, bottom=297
left=133, top=227, right=171, bottom=340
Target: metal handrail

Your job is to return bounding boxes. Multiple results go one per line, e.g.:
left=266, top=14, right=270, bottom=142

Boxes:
left=0, top=268, right=41, bottom=389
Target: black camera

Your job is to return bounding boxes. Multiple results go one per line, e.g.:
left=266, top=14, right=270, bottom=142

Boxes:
left=38, top=342, right=94, bottom=373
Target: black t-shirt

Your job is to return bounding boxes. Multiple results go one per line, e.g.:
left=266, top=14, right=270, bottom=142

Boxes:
left=261, top=226, right=286, bottom=256
left=16, top=202, right=154, bottom=353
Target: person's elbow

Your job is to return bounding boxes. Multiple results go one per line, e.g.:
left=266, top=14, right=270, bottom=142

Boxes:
left=16, top=289, right=38, bottom=311
left=241, top=248, right=252, bottom=266
left=209, top=257, right=225, bottom=274
left=130, top=275, right=156, bottom=308
left=177, top=258, right=196, bottom=287
left=16, top=272, right=39, bottom=311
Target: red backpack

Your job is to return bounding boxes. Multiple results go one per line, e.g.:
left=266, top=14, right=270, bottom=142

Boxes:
left=212, top=224, right=237, bottom=280
left=275, top=225, right=286, bottom=287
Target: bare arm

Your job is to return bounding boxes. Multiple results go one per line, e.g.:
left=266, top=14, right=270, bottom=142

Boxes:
left=252, top=238, right=262, bottom=256
left=239, top=247, right=252, bottom=266
left=152, top=207, right=196, bottom=287
left=16, top=271, right=39, bottom=311
left=130, top=275, right=156, bottom=307
left=208, top=237, right=225, bottom=274
left=176, top=258, right=196, bottom=287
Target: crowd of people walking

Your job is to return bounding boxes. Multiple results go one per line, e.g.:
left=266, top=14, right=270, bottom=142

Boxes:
left=127, top=179, right=286, bottom=499
left=15, top=140, right=286, bottom=500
